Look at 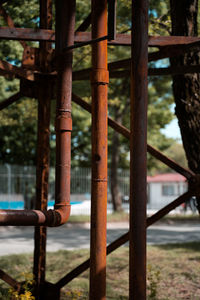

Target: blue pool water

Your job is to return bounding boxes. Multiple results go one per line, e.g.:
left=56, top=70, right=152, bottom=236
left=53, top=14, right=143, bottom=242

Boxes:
left=0, top=201, right=82, bottom=209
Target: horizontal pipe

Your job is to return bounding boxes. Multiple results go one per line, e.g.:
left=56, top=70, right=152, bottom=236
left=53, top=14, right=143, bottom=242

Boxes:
left=0, top=205, right=70, bottom=226
left=55, top=190, right=192, bottom=288
left=72, top=93, right=194, bottom=179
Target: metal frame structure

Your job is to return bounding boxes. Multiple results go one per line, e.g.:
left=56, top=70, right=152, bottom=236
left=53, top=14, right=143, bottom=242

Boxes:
left=0, top=0, right=199, bottom=299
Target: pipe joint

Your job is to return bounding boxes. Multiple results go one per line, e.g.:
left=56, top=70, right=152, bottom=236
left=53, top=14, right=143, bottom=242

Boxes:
left=55, top=115, right=72, bottom=132
left=90, top=69, right=109, bottom=85
left=50, top=204, right=71, bottom=226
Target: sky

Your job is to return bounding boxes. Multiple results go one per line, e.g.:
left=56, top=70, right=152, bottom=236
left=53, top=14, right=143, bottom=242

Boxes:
left=161, top=118, right=182, bottom=141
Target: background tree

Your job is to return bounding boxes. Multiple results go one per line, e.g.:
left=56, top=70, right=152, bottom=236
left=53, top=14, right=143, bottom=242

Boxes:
left=170, top=0, right=200, bottom=211
left=0, top=0, right=39, bottom=165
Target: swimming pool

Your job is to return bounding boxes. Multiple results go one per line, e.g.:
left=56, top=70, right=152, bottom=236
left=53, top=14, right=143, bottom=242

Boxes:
left=0, top=200, right=82, bottom=209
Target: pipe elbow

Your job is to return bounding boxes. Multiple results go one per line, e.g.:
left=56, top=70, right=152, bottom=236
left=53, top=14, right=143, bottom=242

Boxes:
left=46, top=204, right=71, bottom=227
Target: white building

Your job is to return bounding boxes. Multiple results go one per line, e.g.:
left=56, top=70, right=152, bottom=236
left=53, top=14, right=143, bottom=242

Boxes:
left=147, top=173, right=187, bottom=210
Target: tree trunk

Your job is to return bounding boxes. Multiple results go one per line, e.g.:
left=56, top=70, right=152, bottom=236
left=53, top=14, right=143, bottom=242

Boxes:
left=110, top=113, right=123, bottom=212
left=170, top=0, right=200, bottom=211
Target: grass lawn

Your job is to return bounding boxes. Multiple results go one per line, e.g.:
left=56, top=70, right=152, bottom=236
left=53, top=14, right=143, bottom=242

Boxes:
left=68, top=212, right=200, bottom=224
left=0, top=242, right=200, bottom=299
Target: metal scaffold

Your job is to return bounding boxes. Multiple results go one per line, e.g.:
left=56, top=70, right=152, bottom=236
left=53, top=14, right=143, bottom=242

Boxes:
left=0, top=0, right=199, bottom=299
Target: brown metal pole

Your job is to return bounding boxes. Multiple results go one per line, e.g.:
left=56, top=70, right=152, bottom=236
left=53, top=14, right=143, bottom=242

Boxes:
left=89, top=0, right=108, bottom=299
left=33, top=74, right=51, bottom=296
left=33, top=1, right=52, bottom=297
left=129, top=0, right=148, bottom=299
left=54, top=0, right=75, bottom=220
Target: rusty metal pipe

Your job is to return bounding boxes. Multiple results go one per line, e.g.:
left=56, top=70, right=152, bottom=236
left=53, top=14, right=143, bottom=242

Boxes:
left=0, top=207, right=70, bottom=226
left=0, top=0, right=74, bottom=228
left=54, top=0, right=75, bottom=219
left=129, top=0, right=148, bottom=299
left=89, top=0, right=108, bottom=299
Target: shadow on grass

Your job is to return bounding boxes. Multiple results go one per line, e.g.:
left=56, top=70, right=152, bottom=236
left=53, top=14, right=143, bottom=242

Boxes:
left=156, top=241, right=200, bottom=252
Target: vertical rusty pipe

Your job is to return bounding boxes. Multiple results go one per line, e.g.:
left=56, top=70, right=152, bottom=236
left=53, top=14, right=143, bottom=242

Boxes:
left=33, top=0, right=52, bottom=297
left=129, top=0, right=148, bottom=299
left=54, top=1, right=75, bottom=220
left=89, top=1, right=108, bottom=299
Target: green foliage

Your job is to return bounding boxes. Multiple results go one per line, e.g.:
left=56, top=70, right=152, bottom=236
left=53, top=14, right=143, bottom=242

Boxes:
left=147, top=264, right=160, bottom=299
left=0, top=0, right=39, bottom=165
left=65, top=289, right=88, bottom=300
left=0, top=98, right=37, bottom=165
left=149, top=142, right=188, bottom=175
left=149, top=0, right=171, bottom=35
left=9, top=273, right=35, bottom=300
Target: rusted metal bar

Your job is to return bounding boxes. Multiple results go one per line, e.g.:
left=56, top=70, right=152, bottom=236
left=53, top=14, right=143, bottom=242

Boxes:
left=72, top=93, right=193, bottom=180
left=149, top=35, right=200, bottom=47
left=74, top=33, right=200, bottom=47
left=74, top=64, right=200, bottom=80
left=109, top=65, right=200, bottom=77
left=72, top=57, right=152, bottom=81
left=0, top=92, right=21, bottom=110
left=0, top=4, right=27, bottom=48
left=1, top=26, right=200, bottom=48
left=75, top=13, right=91, bottom=32
left=33, top=82, right=49, bottom=296
left=0, top=60, right=34, bottom=80
left=55, top=191, right=192, bottom=288
left=129, top=0, right=148, bottom=298
left=64, top=35, right=108, bottom=51
left=0, top=269, right=21, bottom=291
left=0, top=27, right=55, bottom=42
left=33, top=1, right=53, bottom=296
left=34, top=76, right=50, bottom=294
left=72, top=48, right=200, bottom=81
left=146, top=145, right=194, bottom=179
left=149, top=65, right=200, bottom=76
left=89, top=0, right=108, bottom=299
left=147, top=190, right=193, bottom=227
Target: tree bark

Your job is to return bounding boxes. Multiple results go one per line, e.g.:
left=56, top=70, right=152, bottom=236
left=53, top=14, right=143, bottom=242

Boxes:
left=170, top=0, right=200, bottom=211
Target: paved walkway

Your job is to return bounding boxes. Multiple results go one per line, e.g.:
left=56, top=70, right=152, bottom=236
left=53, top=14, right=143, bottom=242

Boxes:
left=0, top=222, right=199, bottom=256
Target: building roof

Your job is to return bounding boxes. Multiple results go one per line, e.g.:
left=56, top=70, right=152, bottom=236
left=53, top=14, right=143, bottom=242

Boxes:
left=147, top=173, right=186, bottom=183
